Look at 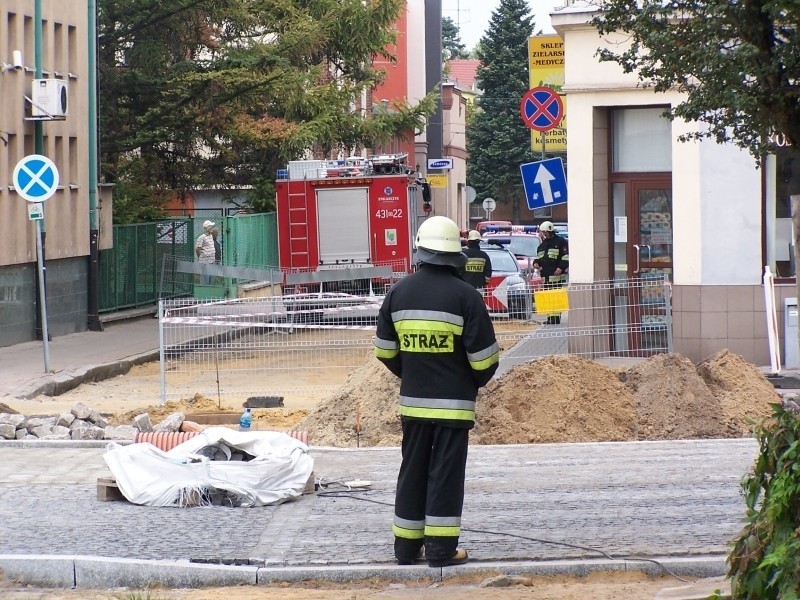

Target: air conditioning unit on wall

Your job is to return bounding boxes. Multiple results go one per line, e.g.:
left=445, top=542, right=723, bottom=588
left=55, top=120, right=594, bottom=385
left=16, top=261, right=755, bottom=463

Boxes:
left=30, top=79, right=68, bottom=119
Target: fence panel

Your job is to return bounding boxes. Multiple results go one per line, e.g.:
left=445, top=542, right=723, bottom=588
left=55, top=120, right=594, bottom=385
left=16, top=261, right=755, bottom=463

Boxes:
left=101, top=214, right=277, bottom=313
left=158, top=275, right=672, bottom=405
left=99, top=220, right=194, bottom=312
left=155, top=212, right=279, bottom=300
left=228, top=212, right=278, bottom=270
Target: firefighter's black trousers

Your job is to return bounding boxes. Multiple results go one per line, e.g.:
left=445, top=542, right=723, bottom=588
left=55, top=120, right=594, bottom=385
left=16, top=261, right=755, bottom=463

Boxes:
left=393, top=419, right=470, bottom=562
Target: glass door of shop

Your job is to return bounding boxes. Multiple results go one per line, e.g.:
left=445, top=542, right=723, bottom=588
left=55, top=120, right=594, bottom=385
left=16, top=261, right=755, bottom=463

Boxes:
left=631, top=181, right=673, bottom=279
left=611, top=177, right=673, bottom=356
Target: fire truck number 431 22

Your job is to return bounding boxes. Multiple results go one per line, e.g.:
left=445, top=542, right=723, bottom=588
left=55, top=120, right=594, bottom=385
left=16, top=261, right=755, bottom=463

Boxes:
left=375, top=208, right=403, bottom=219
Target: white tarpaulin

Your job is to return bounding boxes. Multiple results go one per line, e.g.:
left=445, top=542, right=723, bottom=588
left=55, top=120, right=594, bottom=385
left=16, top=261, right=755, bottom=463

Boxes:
left=103, top=427, right=314, bottom=508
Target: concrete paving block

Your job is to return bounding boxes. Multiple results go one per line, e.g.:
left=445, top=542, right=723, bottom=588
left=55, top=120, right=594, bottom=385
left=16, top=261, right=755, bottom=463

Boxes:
left=439, top=558, right=629, bottom=581
left=638, top=557, right=728, bottom=578
left=256, top=564, right=436, bottom=585
left=438, top=557, right=726, bottom=582
left=74, top=556, right=258, bottom=588
left=0, top=554, right=76, bottom=587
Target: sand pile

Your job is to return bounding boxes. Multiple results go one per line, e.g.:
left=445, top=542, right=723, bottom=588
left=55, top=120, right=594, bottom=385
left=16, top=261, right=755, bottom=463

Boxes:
left=111, top=393, right=310, bottom=431
left=294, top=355, right=402, bottom=447
left=697, top=349, right=777, bottom=436
left=473, top=355, right=637, bottom=444
left=296, top=350, right=781, bottom=447
left=113, top=393, right=224, bottom=424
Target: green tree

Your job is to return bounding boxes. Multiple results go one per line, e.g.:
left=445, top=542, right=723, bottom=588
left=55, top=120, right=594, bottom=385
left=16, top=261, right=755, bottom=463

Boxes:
left=442, top=16, right=469, bottom=60
left=466, top=0, right=537, bottom=222
left=99, top=0, right=435, bottom=222
left=592, top=2, right=800, bottom=597
left=593, top=0, right=800, bottom=157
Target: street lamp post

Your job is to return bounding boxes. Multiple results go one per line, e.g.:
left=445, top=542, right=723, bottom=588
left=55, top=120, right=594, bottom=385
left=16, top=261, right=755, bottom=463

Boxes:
left=32, top=0, right=50, bottom=366
left=87, top=0, right=102, bottom=331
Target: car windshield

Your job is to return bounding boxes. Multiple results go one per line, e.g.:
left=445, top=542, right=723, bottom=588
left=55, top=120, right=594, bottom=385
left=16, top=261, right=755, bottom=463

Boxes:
left=485, top=248, right=519, bottom=273
left=507, top=236, right=539, bottom=257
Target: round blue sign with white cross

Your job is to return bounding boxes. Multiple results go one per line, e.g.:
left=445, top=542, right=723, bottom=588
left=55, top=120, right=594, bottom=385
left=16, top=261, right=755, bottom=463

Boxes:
left=13, top=154, right=60, bottom=203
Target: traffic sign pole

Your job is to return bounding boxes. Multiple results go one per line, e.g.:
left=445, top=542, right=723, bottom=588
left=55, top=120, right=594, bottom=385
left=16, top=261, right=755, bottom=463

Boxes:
left=541, top=131, right=546, bottom=161
left=482, top=197, right=496, bottom=220
left=35, top=220, right=50, bottom=372
left=14, top=154, right=60, bottom=373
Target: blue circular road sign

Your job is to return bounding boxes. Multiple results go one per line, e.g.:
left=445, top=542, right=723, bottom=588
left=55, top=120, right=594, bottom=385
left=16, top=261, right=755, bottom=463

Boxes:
left=519, top=86, right=564, bottom=132
left=13, top=154, right=60, bottom=203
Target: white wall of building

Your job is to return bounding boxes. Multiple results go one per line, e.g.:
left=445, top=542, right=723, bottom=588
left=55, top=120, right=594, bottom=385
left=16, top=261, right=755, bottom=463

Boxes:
left=554, top=8, right=763, bottom=287
left=698, top=132, right=762, bottom=285
left=562, top=91, right=594, bottom=282
left=670, top=117, right=702, bottom=285
left=406, top=0, right=427, bottom=105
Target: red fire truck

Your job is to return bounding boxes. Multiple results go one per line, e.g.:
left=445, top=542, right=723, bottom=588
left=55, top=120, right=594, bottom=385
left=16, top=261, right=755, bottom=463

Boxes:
left=275, top=167, right=418, bottom=294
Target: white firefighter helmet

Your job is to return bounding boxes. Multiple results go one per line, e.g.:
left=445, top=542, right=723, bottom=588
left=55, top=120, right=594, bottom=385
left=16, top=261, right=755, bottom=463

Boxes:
left=467, top=230, right=482, bottom=242
left=415, top=216, right=467, bottom=268
left=539, top=221, right=555, bottom=232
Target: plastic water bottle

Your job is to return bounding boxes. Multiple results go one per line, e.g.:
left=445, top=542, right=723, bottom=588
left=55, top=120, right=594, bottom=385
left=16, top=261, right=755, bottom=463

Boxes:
left=239, top=408, right=253, bottom=431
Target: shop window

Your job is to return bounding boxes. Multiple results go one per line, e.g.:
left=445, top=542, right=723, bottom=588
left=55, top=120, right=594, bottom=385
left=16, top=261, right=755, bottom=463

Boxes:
left=612, top=108, right=671, bottom=173
left=766, top=144, right=800, bottom=278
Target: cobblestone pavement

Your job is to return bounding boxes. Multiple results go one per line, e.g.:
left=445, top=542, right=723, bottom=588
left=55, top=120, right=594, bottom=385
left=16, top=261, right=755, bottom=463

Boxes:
left=0, top=438, right=756, bottom=567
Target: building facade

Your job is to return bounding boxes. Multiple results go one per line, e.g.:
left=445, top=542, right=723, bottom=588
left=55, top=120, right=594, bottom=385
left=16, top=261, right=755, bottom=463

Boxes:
left=372, top=0, right=469, bottom=231
left=0, top=1, right=97, bottom=346
left=552, top=3, right=799, bottom=366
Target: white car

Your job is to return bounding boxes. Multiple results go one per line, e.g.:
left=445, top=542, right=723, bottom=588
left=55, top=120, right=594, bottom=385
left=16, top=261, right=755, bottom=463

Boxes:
left=478, top=241, right=533, bottom=319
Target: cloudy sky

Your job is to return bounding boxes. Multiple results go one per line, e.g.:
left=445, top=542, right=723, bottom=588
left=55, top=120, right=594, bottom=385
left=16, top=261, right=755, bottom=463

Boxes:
left=441, top=0, right=563, bottom=50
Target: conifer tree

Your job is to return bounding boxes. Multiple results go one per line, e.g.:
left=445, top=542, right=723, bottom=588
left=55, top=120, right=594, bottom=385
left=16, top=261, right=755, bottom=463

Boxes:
left=466, top=0, right=537, bottom=222
left=99, top=0, right=434, bottom=221
left=442, top=17, right=469, bottom=59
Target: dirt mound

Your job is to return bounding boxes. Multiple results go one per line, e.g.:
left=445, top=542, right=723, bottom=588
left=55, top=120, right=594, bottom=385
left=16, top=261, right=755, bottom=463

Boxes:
left=0, top=402, right=19, bottom=414
left=697, top=349, right=778, bottom=435
left=298, top=349, right=780, bottom=447
left=623, top=353, right=726, bottom=440
left=473, top=355, right=637, bottom=444
left=113, top=393, right=226, bottom=424
left=295, top=355, right=402, bottom=447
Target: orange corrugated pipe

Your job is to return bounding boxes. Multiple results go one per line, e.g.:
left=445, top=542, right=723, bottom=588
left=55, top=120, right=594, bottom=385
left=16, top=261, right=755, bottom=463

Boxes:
left=134, top=430, right=309, bottom=452
left=134, top=431, right=199, bottom=452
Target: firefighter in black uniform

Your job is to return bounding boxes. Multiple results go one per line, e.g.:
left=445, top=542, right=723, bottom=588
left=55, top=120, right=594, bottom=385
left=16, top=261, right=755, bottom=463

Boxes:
left=532, top=221, right=569, bottom=324
left=374, top=216, right=500, bottom=568
left=460, top=230, right=492, bottom=290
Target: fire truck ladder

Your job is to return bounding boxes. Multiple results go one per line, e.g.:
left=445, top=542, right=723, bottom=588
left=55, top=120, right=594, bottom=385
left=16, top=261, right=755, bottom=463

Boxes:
left=286, top=179, right=311, bottom=270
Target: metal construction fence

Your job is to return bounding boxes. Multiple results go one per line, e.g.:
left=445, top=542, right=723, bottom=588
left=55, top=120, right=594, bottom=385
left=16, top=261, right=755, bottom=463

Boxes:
left=158, top=274, right=672, bottom=405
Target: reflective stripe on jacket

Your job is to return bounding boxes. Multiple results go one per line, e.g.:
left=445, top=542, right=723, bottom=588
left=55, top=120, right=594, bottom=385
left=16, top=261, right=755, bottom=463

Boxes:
left=460, top=244, right=492, bottom=289
left=535, top=234, right=568, bottom=281
left=373, top=263, right=499, bottom=427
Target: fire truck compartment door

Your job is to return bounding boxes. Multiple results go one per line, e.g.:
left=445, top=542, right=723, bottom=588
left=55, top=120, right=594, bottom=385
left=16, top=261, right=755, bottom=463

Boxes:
left=316, top=187, right=370, bottom=264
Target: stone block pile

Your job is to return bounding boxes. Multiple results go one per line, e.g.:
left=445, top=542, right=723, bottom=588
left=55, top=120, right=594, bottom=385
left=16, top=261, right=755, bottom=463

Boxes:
left=0, top=401, right=190, bottom=441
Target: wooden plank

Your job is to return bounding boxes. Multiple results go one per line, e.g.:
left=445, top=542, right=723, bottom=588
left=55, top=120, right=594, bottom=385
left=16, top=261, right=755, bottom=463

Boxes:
left=303, top=471, right=317, bottom=495
left=96, top=477, right=126, bottom=502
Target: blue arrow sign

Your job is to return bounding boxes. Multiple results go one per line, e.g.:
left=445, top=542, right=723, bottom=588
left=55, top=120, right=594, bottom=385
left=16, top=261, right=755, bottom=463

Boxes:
left=13, top=154, right=60, bottom=203
left=520, top=158, right=567, bottom=210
